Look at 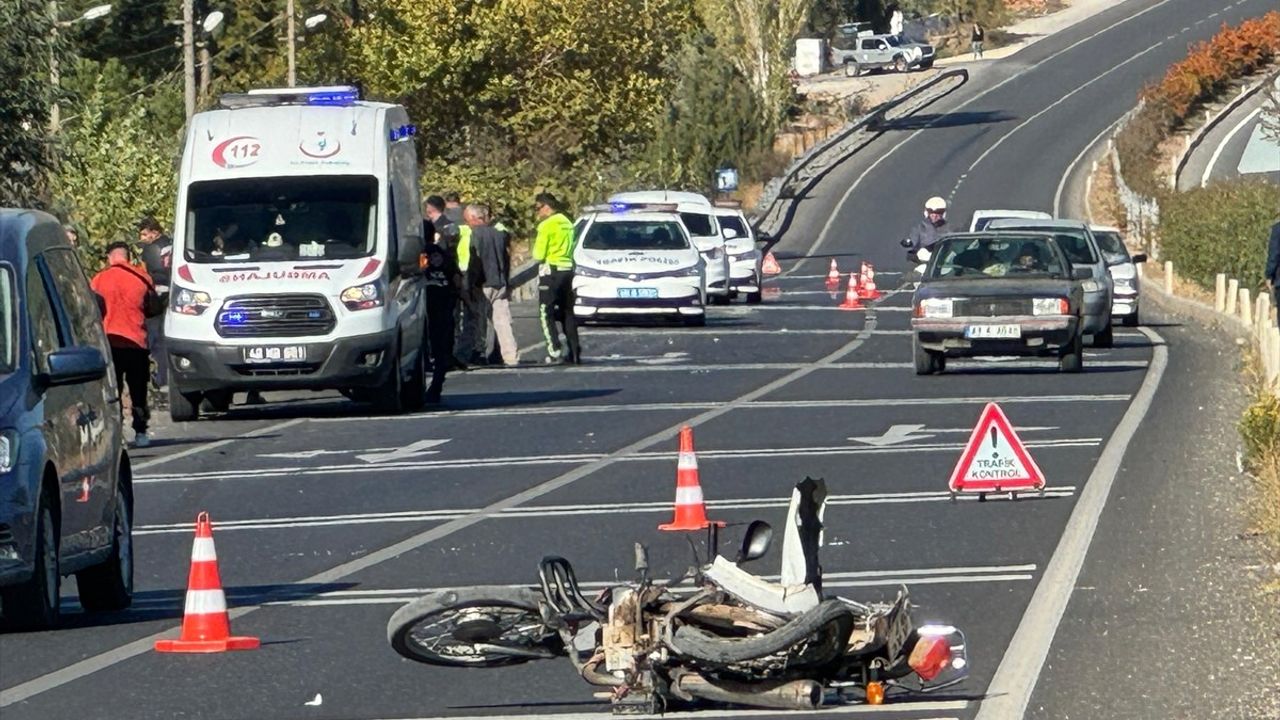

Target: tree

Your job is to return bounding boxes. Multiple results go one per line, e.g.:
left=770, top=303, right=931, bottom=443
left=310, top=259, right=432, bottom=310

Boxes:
left=1261, top=74, right=1280, bottom=144
left=693, top=0, right=811, bottom=132
left=1, top=0, right=63, bottom=208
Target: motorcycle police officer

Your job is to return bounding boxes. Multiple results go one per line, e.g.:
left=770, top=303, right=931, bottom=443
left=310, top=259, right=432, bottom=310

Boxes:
left=419, top=206, right=462, bottom=404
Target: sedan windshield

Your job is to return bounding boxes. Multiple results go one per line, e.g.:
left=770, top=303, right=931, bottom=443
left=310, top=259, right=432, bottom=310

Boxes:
left=930, top=236, right=1067, bottom=279
left=679, top=212, right=716, bottom=238
left=581, top=220, right=690, bottom=251
left=1092, top=230, right=1130, bottom=264
left=0, top=267, right=14, bottom=374
left=717, top=215, right=748, bottom=237
left=184, top=176, right=377, bottom=263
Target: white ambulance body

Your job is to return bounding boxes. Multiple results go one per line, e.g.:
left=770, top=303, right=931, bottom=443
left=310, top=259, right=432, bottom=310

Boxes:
left=164, top=86, right=429, bottom=420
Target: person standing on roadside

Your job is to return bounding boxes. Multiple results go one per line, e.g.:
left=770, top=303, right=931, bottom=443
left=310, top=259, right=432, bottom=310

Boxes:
left=421, top=201, right=462, bottom=403
left=425, top=195, right=471, bottom=370
left=971, top=22, right=985, bottom=60
left=136, top=215, right=172, bottom=392
left=91, top=242, right=161, bottom=448
left=533, top=192, right=580, bottom=364
left=1266, top=219, right=1280, bottom=328
left=889, top=5, right=904, bottom=40
left=466, top=204, right=519, bottom=366
left=444, top=192, right=465, bottom=227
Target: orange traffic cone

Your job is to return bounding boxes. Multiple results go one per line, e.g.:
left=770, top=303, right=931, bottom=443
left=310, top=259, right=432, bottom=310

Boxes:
left=659, top=427, right=724, bottom=532
left=825, top=259, right=841, bottom=291
left=839, top=273, right=864, bottom=310
left=858, top=261, right=882, bottom=300
left=155, top=512, right=260, bottom=653
left=762, top=252, right=781, bottom=275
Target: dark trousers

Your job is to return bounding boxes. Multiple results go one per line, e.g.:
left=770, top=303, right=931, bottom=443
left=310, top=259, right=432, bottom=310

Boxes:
left=455, top=284, right=485, bottom=363
left=145, top=314, right=167, bottom=387
left=1274, top=288, right=1279, bottom=329
left=425, top=289, right=455, bottom=398
left=112, top=346, right=150, bottom=434
left=538, top=268, right=580, bottom=362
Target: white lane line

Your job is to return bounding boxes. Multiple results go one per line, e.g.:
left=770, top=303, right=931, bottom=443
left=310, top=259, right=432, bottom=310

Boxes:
left=800, top=0, right=1184, bottom=274
left=133, top=417, right=307, bottom=471
left=1054, top=116, right=1124, bottom=217
left=415, top=359, right=1151, bottom=375
left=134, top=438, right=1101, bottom=484
left=355, top=706, right=967, bottom=720
left=974, top=326, right=1168, bottom=720
left=1202, top=106, right=1262, bottom=187
left=304, top=393, right=1131, bottom=422
left=134, top=487, right=1078, bottom=534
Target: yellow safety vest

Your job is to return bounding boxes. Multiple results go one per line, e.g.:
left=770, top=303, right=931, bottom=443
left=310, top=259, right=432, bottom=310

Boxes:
left=457, top=225, right=472, bottom=272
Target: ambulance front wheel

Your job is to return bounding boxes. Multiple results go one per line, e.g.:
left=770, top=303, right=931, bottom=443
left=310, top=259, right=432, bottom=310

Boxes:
left=169, top=383, right=201, bottom=422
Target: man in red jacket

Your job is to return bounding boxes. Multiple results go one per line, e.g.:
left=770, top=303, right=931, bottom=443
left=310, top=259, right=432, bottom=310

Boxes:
left=91, top=242, right=158, bottom=447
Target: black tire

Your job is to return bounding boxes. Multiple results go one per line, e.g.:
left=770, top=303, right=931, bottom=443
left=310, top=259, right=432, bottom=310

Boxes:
left=1092, top=322, right=1114, bottom=349
left=76, top=485, right=133, bottom=612
left=200, top=389, right=232, bottom=413
left=746, top=290, right=763, bottom=304
left=709, top=292, right=731, bottom=306
left=844, top=60, right=861, bottom=77
left=1, top=496, right=60, bottom=630
left=913, top=337, right=941, bottom=375
left=669, top=599, right=855, bottom=665
left=683, top=314, right=707, bottom=328
left=1122, top=310, right=1140, bottom=327
left=401, top=343, right=426, bottom=412
left=168, top=383, right=200, bottom=422
left=1059, top=332, right=1084, bottom=373
left=387, top=586, right=554, bottom=667
left=920, top=59, right=935, bottom=69
left=894, top=55, right=910, bottom=73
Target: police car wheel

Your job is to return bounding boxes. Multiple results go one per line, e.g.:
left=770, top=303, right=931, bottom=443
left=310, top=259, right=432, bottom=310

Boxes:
left=682, top=314, right=707, bottom=328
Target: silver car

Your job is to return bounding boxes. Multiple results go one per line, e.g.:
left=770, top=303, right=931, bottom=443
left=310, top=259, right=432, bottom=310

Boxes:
left=1090, top=225, right=1146, bottom=327
left=987, top=219, right=1116, bottom=347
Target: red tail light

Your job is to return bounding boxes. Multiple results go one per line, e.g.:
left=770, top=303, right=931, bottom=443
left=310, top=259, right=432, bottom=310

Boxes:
left=177, top=264, right=194, bottom=283
left=1058, top=298, right=1069, bottom=315
left=908, top=635, right=951, bottom=681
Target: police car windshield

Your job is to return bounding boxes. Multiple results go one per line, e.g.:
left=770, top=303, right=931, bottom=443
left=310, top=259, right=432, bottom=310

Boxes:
left=581, top=220, right=689, bottom=251
left=0, top=267, right=14, bottom=374
left=929, top=236, right=1067, bottom=279
left=184, top=176, right=376, bottom=263
left=679, top=212, right=715, bottom=237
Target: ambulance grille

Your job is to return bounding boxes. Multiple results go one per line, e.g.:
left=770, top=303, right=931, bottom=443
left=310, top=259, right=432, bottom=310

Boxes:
left=215, top=294, right=336, bottom=338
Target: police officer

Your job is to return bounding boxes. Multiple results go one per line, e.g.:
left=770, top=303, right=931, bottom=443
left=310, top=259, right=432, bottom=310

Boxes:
left=533, top=192, right=580, bottom=364
left=420, top=202, right=461, bottom=404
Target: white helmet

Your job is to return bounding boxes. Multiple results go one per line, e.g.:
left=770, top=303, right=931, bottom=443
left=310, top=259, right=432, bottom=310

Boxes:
left=924, top=196, right=947, bottom=212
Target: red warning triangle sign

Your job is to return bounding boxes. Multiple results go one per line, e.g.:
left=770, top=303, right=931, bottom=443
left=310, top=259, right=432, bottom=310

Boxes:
left=948, top=402, right=1045, bottom=493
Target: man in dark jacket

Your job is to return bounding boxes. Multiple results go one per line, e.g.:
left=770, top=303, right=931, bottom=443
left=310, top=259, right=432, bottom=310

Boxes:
left=1267, top=220, right=1280, bottom=328
left=137, top=215, right=173, bottom=390
left=421, top=203, right=461, bottom=403
left=466, top=204, right=519, bottom=366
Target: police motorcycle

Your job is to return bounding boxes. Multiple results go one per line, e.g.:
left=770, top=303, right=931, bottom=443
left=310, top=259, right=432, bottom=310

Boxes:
left=387, top=478, right=968, bottom=713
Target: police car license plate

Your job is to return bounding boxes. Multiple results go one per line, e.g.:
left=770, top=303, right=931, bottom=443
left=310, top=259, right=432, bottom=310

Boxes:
left=965, top=324, right=1021, bottom=339
left=618, top=287, right=659, bottom=299
left=243, top=345, right=307, bottom=363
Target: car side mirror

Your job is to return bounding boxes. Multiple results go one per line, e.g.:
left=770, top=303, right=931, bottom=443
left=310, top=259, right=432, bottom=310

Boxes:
left=1072, top=267, right=1092, bottom=280
left=736, top=520, right=773, bottom=564
left=899, top=237, right=913, bottom=248
left=42, top=346, right=108, bottom=387
left=722, top=228, right=739, bottom=240
left=1131, top=253, right=1147, bottom=264
left=755, top=231, right=772, bottom=246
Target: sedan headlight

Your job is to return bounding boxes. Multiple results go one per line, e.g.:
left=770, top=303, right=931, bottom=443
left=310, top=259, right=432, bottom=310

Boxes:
left=1113, top=277, right=1136, bottom=292
left=575, top=265, right=606, bottom=279
left=677, top=265, right=703, bottom=277
left=1032, top=298, right=1070, bottom=316
left=0, top=429, right=18, bottom=474
left=1081, top=280, right=1101, bottom=293
left=171, top=286, right=211, bottom=315
left=915, top=298, right=954, bottom=318
left=341, top=281, right=385, bottom=311
left=729, top=249, right=760, bottom=262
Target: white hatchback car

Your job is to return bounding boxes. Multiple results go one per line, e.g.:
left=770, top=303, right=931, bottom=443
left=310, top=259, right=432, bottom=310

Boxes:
left=1090, top=225, right=1146, bottom=326
left=968, top=209, right=1053, bottom=232
left=711, top=203, right=762, bottom=303
left=572, top=204, right=707, bottom=326
left=608, top=191, right=730, bottom=305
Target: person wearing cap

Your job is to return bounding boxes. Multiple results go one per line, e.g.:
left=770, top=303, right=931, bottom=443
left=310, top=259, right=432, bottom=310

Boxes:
left=91, top=242, right=162, bottom=447
left=905, top=196, right=949, bottom=254
left=137, top=215, right=173, bottom=392
left=533, top=192, right=580, bottom=364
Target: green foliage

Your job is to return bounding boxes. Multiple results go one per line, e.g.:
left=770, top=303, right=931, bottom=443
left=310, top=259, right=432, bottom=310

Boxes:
left=1159, top=179, right=1280, bottom=291
left=1, top=0, right=62, bottom=208
left=898, top=0, right=1007, bottom=25
left=1240, top=390, right=1280, bottom=464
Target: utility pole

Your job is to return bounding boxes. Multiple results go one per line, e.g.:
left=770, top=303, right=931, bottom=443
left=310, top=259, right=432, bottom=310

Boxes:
left=183, top=0, right=195, bottom=119
left=286, top=0, right=296, bottom=87
left=49, top=0, right=61, bottom=131
left=199, top=44, right=211, bottom=103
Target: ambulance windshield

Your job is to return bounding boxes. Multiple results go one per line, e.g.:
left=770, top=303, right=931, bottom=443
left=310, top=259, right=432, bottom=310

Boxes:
left=184, top=175, right=377, bottom=263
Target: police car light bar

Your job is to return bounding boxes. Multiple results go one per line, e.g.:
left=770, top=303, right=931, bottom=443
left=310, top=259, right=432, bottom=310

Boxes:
left=219, top=86, right=360, bottom=110
left=713, top=200, right=742, bottom=209
left=584, top=202, right=681, bottom=214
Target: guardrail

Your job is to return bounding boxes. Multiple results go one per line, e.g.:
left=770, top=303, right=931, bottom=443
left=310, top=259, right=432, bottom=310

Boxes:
left=1174, top=69, right=1280, bottom=191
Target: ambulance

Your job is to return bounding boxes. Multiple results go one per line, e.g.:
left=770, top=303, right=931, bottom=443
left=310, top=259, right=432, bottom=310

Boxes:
left=163, top=86, right=429, bottom=420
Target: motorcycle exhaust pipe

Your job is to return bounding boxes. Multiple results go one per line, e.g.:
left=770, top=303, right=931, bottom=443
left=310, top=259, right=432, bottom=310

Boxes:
left=673, top=672, right=823, bottom=711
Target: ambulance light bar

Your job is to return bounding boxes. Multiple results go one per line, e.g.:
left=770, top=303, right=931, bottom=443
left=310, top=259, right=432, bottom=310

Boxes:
left=219, top=86, right=360, bottom=110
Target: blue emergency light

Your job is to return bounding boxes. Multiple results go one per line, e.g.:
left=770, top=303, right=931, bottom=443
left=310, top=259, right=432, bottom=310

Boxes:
left=220, top=310, right=249, bottom=325
left=306, top=89, right=359, bottom=106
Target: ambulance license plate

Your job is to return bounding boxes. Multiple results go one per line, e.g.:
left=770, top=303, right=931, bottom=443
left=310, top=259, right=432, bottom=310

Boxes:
left=618, top=287, right=659, bottom=299
left=965, top=324, right=1021, bottom=339
left=243, top=345, right=307, bottom=363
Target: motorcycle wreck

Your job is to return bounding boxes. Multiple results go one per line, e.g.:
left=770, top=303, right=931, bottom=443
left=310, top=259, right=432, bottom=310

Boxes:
left=387, top=478, right=969, bottom=713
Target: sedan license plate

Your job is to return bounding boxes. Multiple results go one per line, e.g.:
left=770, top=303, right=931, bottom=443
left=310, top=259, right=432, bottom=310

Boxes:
left=618, top=287, right=659, bottom=300
left=243, top=345, right=307, bottom=363
left=965, top=324, right=1021, bottom=339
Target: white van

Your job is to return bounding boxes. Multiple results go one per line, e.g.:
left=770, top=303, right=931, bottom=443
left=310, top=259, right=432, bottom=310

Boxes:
left=164, top=86, right=429, bottom=420
left=607, top=191, right=730, bottom=304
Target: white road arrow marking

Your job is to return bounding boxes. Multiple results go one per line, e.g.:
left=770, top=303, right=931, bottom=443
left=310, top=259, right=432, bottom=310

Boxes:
left=260, top=448, right=398, bottom=460
left=356, top=439, right=451, bottom=464
left=850, top=425, right=1058, bottom=446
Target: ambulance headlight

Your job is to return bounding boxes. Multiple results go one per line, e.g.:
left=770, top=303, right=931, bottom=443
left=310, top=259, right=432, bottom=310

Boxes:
left=341, top=281, right=384, bottom=311
left=171, top=286, right=211, bottom=315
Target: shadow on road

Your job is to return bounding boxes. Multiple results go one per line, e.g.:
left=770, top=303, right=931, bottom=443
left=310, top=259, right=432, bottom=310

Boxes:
left=50, top=582, right=361, bottom=629
left=875, top=109, right=1018, bottom=132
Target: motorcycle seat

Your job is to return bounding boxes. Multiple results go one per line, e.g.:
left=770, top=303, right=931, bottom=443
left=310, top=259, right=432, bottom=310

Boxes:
left=703, top=555, right=821, bottom=616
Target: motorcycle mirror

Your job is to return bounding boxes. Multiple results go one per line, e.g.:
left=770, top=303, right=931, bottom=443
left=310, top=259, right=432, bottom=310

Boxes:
left=899, top=238, right=913, bottom=248
left=735, top=520, right=773, bottom=564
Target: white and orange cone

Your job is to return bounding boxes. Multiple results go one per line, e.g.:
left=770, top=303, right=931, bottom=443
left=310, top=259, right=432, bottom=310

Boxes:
left=825, top=259, right=841, bottom=291
left=155, top=512, right=260, bottom=653
left=839, top=273, right=864, bottom=310
left=859, top=261, right=882, bottom=300
left=659, top=426, right=724, bottom=532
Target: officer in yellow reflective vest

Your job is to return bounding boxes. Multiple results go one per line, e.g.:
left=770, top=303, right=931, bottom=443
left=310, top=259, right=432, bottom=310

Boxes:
left=533, top=192, right=580, bottom=364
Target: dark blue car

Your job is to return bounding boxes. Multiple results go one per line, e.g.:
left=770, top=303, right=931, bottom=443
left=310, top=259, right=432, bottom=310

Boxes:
left=0, top=208, right=133, bottom=629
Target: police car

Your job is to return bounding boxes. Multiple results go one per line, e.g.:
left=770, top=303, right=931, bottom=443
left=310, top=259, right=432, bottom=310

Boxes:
left=711, top=201, right=762, bottom=303
left=608, top=191, right=730, bottom=305
left=572, top=203, right=707, bottom=326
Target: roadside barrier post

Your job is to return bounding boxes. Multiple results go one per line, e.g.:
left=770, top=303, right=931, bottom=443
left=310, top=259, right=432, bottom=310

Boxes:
left=1269, top=327, right=1280, bottom=388
left=1240, top=289, right=1252, bottom=326
left=1226, top=278, right=1239, bottom=316
left=1215, top=274, right=1227, bottom=312
left=1164, top=262, right=1174, bottom=295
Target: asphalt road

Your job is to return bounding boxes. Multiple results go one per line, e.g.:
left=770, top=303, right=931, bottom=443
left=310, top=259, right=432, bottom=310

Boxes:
left=1177, top=74, right=1280, bottom=191
left=2, top=1, right=1276, bottom=719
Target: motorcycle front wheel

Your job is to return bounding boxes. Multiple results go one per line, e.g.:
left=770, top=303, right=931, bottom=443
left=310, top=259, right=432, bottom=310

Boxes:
left=387, top=586, right=559, bottom=667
